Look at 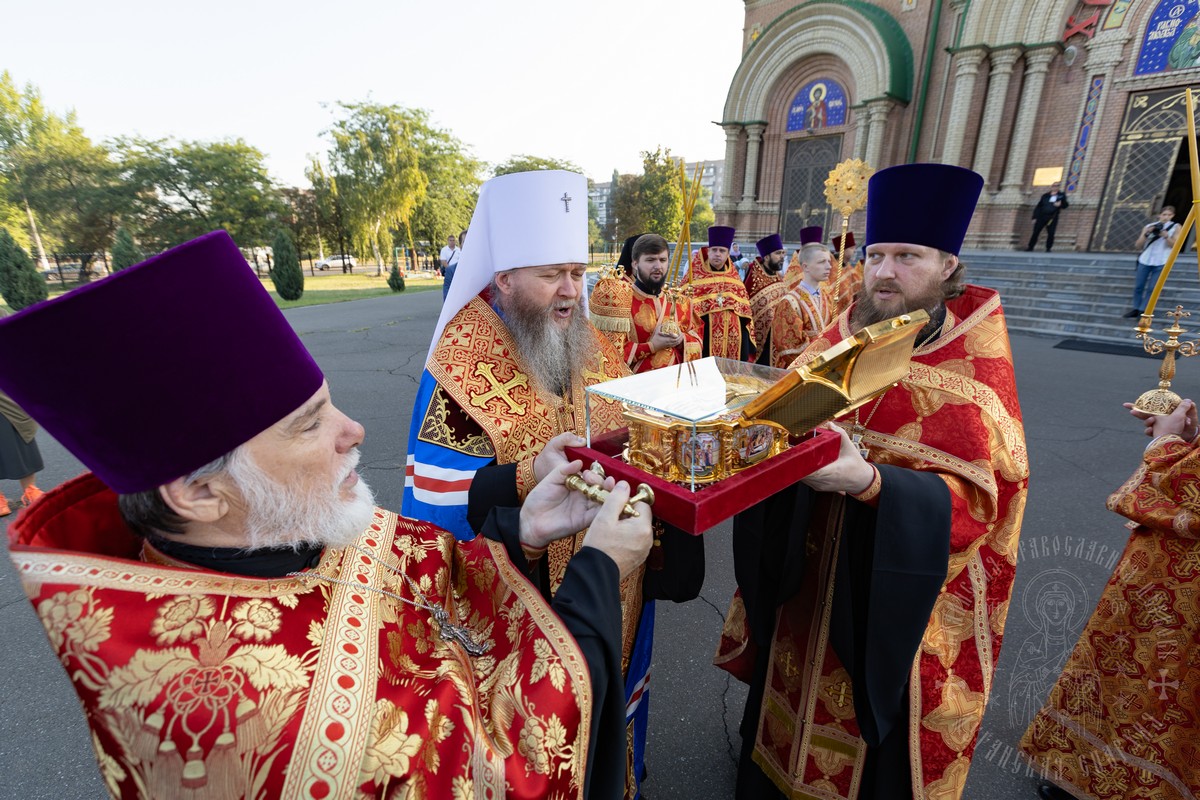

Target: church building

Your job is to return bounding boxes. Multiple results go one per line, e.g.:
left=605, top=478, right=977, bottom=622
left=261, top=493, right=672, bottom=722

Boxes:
left=717, top=0, right=1200, bottom=252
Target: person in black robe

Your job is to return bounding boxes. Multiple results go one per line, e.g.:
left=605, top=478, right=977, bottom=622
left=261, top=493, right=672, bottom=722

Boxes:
left=725, top=164, right=1019, bottom=799
left=732, top=474, right=951, bottom=799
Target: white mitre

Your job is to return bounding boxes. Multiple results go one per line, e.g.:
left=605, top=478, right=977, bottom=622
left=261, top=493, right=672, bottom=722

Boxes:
left=426, top=169, right=590, bottom=363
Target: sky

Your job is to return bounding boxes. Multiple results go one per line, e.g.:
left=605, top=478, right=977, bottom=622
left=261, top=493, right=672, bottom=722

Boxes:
left=5, top=0, right=746, bottom=187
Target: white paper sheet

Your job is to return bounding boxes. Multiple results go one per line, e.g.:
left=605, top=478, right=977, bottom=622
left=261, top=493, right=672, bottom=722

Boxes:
left=587, top=357, right=727, bottom=420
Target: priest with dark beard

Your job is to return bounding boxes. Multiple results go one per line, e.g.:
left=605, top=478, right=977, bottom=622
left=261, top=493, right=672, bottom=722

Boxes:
left=403, top=170, right=703, bottom=799
left=622, top=233, right=702, bottom=373
left=714, top=164, right=1028, bottom=800
left=743, top=233, right=789, bottom=367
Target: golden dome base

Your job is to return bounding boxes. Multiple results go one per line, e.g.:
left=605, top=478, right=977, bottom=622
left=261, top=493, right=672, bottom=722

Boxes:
left=1132, top=388, right=1182, bottom=417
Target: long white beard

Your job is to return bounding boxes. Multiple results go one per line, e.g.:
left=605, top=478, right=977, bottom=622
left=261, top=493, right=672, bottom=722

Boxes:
left=227, top=447, right=376, bottom=552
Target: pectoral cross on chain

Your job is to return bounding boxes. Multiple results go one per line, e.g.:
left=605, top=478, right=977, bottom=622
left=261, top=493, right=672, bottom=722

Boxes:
left=849, top=425, right=869, bottom=459
left=561, top=192, right=573, bottom=212
left=431, top=606, right=492, bottom=656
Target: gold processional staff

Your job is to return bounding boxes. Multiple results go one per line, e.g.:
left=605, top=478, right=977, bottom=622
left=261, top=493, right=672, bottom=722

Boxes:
left=1133, top=88, right=1200, bottom=415
left=823, top=158, right=873, bottom=309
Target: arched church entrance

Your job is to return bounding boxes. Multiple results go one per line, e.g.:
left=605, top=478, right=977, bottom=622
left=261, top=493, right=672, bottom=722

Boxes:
left=779, top=135, right=842, bottom=242
left=1094, top=87, right=1200, bottom=251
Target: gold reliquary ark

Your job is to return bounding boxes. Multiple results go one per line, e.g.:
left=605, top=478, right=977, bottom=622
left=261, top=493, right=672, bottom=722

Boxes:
left=583, top=311, right=930, bottom=489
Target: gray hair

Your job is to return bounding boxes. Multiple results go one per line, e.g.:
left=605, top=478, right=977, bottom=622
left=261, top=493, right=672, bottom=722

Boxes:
left=117, top=448, right=240, bottom=539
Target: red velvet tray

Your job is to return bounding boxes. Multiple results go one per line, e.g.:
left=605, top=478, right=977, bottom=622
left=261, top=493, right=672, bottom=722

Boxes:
left=565, top=426, right=840, bottom=534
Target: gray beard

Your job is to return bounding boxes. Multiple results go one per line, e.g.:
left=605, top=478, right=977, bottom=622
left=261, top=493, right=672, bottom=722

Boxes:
left=227, top=447, right=376, bottom=552
left=502, top=295, right=593, bottom=397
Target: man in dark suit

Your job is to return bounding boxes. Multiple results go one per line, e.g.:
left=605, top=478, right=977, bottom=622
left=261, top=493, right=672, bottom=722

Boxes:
left=1027, top=185, right=1069, bottom=252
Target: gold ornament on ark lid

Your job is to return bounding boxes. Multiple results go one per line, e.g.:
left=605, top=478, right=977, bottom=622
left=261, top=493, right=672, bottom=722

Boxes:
left=824, top=159, right=873, bottom=306
left=577, top=311, right=928, bottom=488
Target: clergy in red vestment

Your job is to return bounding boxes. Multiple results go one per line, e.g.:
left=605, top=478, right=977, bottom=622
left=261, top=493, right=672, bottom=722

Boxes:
left=787, top=225, right=825, bottom=270
left=623, top=234, right=702, bottom=373
left=716, top=164, right=1028, bottom=800
left=1, top=231, right=651, bottom=800
left=686, top=225, right=755, bottom=360
left=765, top=242, right=833, bottom=369
left=744, top=233, right=789, bottom=367
left=1020, top=398, right=1200, bottom=800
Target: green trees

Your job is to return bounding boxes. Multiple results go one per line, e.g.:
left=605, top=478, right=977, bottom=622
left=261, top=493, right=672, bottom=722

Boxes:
left=322, top=102, right=429, bottom=276
left=639, top=148, right=684, bottom=242
left=0, top=228, right=23, bottom=296
left=270, top=229, right=303, bottom=301
left=493, top=155, right=583, bottom=177
left=607, top=148, right=709, bottom=246
left=690, top=187, right=716, bottom=242
left=610, top=173, right=647, bottom=242
left=0, top=71, right=128, bottom=279
left=387, top=253, right=406, bottom=292
left=117, top=137, right=284, bottom=250
left=110, top=227, right=139, bottom=271
left=0, top=228, right=48, bottom=310
left=407, top=110, right=482, bottom=254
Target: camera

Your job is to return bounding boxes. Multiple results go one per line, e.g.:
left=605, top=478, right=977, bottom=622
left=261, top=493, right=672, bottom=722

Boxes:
left=1145, top=221, right=1165, bottom=248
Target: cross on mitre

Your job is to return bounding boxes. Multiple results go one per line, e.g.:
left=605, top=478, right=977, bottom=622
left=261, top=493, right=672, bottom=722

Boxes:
left=561, top=192, right=572, bottom=212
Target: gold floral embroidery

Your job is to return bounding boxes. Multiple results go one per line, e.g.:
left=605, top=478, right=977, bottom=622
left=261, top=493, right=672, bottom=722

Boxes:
left=417, top=387, right=495, bottom=457
left=451, top=774, right=473, bottom=800
left=420, top=698, right=455, bottom=772
left=531, top=639, right=568, bottom=691
left=990, top=598, right=1009, bottom=636
left=924, top=755, right=972, bottom=800
left=962, top=314, right=1010, bottom=360
left=39, top=588, right=96, bottom=650
left=405, top=619, right=439, bottom=657
left=150, top=595, right=215, bottom=645
left=362, top=699, right=423, bottom=784
left=518, top=713, right=570, bottom=776
left=923, top=592, right=975, bottom=669
left=230, top=599, right=281, bottom=642
left=499, top=597, right=528, bottom=644
left=306, top=619, right=324, bottom=649
left=68, top=606, right=113, bottom=652
left=90, top=729, right=127, bottom=796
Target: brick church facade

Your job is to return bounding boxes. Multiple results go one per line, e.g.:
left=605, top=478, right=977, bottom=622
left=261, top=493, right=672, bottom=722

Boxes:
left=717, top=0, right=1200, bottom=253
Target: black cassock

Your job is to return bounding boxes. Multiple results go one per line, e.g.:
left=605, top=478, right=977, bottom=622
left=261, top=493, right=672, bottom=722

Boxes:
left=469, top=462, right=706, bottom=800
left=732, top=466, right=951, bottom=800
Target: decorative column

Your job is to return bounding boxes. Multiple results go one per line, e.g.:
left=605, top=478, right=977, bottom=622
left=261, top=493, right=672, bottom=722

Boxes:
left=718, top=123, right=742, bottom=213
left=852, top=104, right=870, bottom=161
left=971, top=47, right=1021, bottom=189
left=739, top=122, right=766, bottom=210
left=864, top=100, right=892, bottom=169
left=941, top=48, right=987, bottom=166
left=1063, top=32, right=1131, bottom=196
left=997, top=47, right=1059, bottom=203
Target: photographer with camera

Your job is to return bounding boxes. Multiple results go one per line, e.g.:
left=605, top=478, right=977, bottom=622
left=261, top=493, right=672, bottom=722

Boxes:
left=1124, top=206, right=1180, bottom=318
